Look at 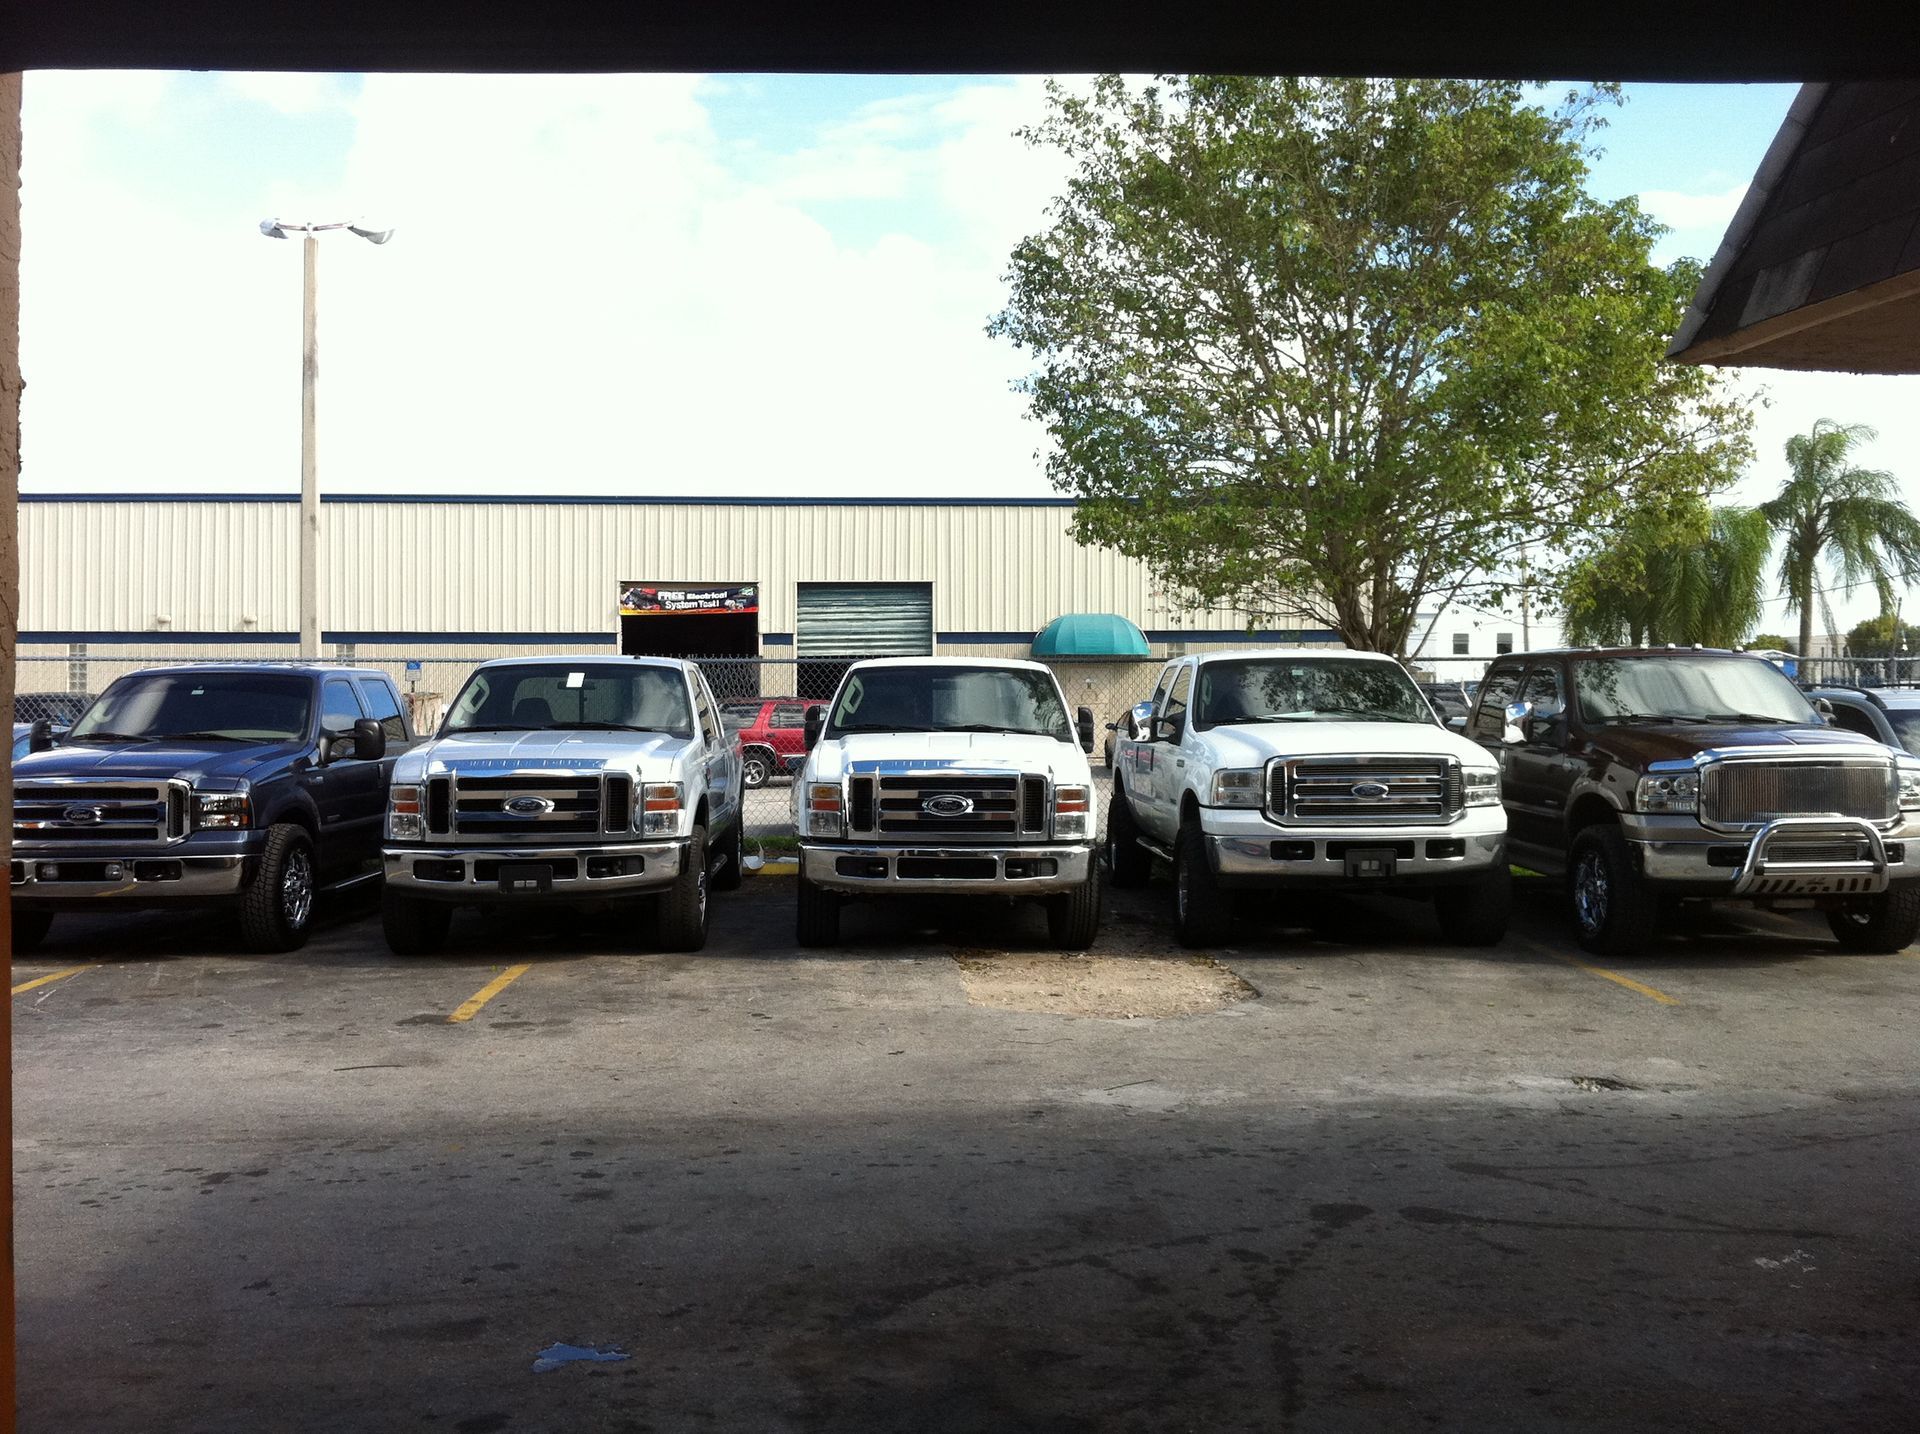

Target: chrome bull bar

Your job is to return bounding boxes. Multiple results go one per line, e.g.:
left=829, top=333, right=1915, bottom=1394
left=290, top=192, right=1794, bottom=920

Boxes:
left=1729, top=816, right=1890, bottom=897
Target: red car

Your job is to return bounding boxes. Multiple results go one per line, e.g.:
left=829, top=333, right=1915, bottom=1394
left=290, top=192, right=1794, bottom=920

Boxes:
left=721, top=699, right=817, bottom=788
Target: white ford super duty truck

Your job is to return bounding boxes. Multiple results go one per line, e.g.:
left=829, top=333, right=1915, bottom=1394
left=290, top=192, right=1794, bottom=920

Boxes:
left=1109, top=648, right=1509, bottom=947
left=380, top=655, right=743, bottom=954
left=791, top=657, right=1103, bottom=949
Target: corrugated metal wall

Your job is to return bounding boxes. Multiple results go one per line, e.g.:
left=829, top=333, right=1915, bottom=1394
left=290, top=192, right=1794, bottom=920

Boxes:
left=20, top=497, right=1289, bottom=642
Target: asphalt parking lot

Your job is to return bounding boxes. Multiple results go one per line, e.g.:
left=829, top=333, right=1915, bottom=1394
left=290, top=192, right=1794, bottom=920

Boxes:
left=12, top=872, right=1920, bottom=1433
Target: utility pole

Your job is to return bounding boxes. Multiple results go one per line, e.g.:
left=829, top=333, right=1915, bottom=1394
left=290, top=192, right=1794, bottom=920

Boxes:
left=301, top=232, right=320, bottom=656
left=1519, top=546, right=1532, bottom=650
left=259, top=218, right=393, bottom=656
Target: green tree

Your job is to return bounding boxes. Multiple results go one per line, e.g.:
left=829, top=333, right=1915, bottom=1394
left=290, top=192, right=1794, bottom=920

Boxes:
left=991, top=76, right=1751, bottom=653
left=1748, top=633, right=1794, bottom=652
left=1844, top=612, right=1920, bottom=660
left=1759, top=420, right=1920, bottom=661
left=1562, top=502, right=1771, bottom=646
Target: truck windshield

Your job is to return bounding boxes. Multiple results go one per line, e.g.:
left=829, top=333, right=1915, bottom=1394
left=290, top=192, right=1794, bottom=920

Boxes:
left=1890, top=711, right=1920, bottom=755
left=68, top=672, right=313, bottom=742
left=444, top=664, right=693, bottom=736
left=1194, top=659, right=1431, bottom=726
left=827, top=666, right=1070, bottom=739
left=1575, top=656, right=1815, bottom=724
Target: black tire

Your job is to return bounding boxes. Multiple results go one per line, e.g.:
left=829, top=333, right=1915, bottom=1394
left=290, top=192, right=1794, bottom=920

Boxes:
left=382, top=888, right=452, bottom=956
left=741, top=748, right=773, bottom=789
left=238, top=823, right=317, bottom=953
left=655, top=824, right=710, bottom=952
left=10, top=909, right=54, bottom=955
left=1827, top=880, right=1920, bottom=953
left=1047, top=859, right=1103, bottom=950
left=711, top=816, right=744, bottom=893
left=1567, top=824, right=1657, bottom=956
left=1435, top=865, right=1512, bottom=946
left=795, top=871, right=841, bottom=948
left=1106, top=783, right=1152, bottom=889
left=1173, top=821, right=1234, bottom=949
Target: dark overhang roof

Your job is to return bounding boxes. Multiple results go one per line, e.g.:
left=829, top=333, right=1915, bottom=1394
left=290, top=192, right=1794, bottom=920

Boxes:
left=1669, top=82, right=1920, bottom=373
left=7, top=2, right=1920, bottom=78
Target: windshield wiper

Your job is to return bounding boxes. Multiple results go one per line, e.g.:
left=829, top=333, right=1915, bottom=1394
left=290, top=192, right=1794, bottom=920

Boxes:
left=833, top=723, right=931, bottom=733
left=542, top=722, right=676, bottom=733
left=1702, top=713, right=1795, bottom=724
left=64, top=731, right=152, bottom=743
left=1307, top=705, right=1420, bottom=721
left=151, top=732, right=252, bottom=742
left=1600, top=714, right=1712, bottom=725
left=443, top=724, right=525, bottom=733
left=1207, top=714, right=1310, bottom=724
left=936, top=723, right=1064, bottom=737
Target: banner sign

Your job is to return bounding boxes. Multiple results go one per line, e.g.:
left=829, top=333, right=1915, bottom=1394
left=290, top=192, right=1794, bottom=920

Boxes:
left=620, top=583, right=759, bottom=617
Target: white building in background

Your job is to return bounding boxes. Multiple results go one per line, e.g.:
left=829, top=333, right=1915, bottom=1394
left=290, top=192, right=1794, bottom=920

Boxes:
left=1407, top=601, right=1565, bottom=676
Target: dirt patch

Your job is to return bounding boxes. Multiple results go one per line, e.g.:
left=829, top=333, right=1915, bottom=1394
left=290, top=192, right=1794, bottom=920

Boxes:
left=952, top=950, right=1256, bottom=1020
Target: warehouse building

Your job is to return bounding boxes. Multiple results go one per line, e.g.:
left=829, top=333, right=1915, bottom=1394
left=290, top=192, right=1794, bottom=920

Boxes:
left=17, top=493, right=1335, bottom=705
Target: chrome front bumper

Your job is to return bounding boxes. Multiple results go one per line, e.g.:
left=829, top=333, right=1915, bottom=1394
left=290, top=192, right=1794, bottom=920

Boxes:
left=1202, top=806, right=1506, bottom=886
left=801, top=842, right=1094, bottom=895
left=1636, top=815, right=1907, bottom=896
left=384, top=841, right=686, bottom=899
left=10, top=852, right=249, bottom=903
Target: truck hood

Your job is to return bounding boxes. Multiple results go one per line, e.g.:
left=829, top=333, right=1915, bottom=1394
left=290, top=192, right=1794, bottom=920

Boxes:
left=12, top=739, right=302, bottom=786
left=812, top=731, right=1093, bottom=782
left=400, top=728, right=693, bottom=782
left=1199, top=720, right=1494, bottom=769
left=1586, top=721, right=1895, bottom=767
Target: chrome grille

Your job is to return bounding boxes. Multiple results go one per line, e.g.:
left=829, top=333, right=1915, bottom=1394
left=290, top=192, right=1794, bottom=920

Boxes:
left=1702, top=760, right=1894, bottom=827
left=14, top=781, right=184, bottom=844
left=451, top=774, right=603, bottom=840
left=1275, top=757, right=1454, bottom=824
left=1770, top=839, right=1873, bottom=864
left=875, top=774, right=1022, bottom=838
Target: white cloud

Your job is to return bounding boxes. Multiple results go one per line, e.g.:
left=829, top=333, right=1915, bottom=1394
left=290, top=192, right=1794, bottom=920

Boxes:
left=217, top=71, right=354, bottom=114
left=1640, top=181, right=1748, bottom=236
left=19, top=72, right=1067, bottom=498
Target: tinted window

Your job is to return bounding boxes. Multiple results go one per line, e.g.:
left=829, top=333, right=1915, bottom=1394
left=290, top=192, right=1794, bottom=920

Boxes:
left=1163, top=668, right=1192, bottom=730
left=69, top=672, right=314, bottom=743
left=1887, top=710, right=1920, bottom=755
left=321, top=680, right=365, bottom=735
left=773, top=703, right=807, bottom=727
left=1193, top=658, right=1428, bottom=726
left=445, top=664, right=694, bottom=735
left=693, top=678, right=721, bottom=746
left=1828, top=702, right=1880, bottom=739
left=1148, top=663, right=1178, bottom=720
left=720, top=702, right=764, bottom=727
left=1575, top=656, right=1815, bottom=725
left=359, top=679, right=407, bottom=741
left=826, top=665, right=1069, bottom=739
left=1470, top=666, right=1524, bottom=739
left=1519, top=665, right=1563, bottom=714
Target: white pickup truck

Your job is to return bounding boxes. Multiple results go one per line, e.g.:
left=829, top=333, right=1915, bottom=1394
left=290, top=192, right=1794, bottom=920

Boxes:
left=380, top=655, right=743, bottom=954
left=791, top=657, right=1103, bottom=949
left=1109, top=648, right=1509, bottom=947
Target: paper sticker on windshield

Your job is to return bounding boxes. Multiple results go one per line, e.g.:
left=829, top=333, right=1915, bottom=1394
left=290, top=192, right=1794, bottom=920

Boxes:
left=565, top=671, right=585, bottom=689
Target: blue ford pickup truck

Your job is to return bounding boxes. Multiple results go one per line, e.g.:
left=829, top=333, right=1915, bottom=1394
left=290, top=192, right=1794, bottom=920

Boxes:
left=10, top=663, right=415, bottom=952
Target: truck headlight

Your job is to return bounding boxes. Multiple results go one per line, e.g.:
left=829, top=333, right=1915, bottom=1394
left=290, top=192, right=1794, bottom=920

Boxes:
left=193, top=792, right=252, bottom=831
left=1898, top=765, right=1920, bottom=812
left=387, top=783, right=423, bottom=841
left=642, top=782, right=683, bottom=836
left=1053, top=784, right=1090, bottom=838
left=1209, top=769, right=1265, bottom=808
left=1636, top=771, right=1699, bottom=814
left=806, top=782, right=844, bottom=838
left=1461, top=767, right=1501, bottom=808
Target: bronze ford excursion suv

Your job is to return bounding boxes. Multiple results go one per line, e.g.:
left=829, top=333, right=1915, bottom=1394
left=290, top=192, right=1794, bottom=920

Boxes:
left=1466, top=648, right=1920, bottom=955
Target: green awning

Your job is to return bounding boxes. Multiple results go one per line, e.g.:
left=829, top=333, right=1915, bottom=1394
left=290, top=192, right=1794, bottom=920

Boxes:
left=1031, top=613, right=1151, bottom=658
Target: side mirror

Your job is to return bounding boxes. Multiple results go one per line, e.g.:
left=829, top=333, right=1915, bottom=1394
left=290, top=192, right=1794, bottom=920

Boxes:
left=1814, top=696, right=1835, bottom=719
left=1446, top=715, right=1468, bottom=733
left=803, top=704, right=825, bottom=751
left=27, top=718, right=54, bottom=753
left=1076, top=706, right=1096, bottom=752
left=1104, top=721, right=1119, bottom=732
left=353, top=717, right=387, bottom=763
left=1500, top=700, right=1531, bottom=746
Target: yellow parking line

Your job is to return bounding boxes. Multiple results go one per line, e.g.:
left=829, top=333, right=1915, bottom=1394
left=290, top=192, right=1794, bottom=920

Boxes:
left=1554, top=955, right=1679, bottom=1006
left=447, top=964, right=532, bottom=1024
left=11, top=965, right=93, bottom=997
left=749, top=863, right=796, bottom=877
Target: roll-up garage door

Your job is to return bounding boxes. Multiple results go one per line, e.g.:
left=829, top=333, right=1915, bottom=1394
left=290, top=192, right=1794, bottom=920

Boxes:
left=796, top=582, right=933, bottom=657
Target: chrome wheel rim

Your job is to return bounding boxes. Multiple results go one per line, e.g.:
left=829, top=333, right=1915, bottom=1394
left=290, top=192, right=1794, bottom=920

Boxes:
left=743, top=756, right=768, bottom=786
left=1572, top=851, right=1607, bottom=935
left=696, top=850, right=709, bottom=926
left=1176, top=851, right=1190, bottom=922
left=282, top=848, right=314, bottom=930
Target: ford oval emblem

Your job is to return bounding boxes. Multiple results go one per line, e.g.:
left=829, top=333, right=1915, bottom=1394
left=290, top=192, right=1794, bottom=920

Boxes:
left=1349, top=782, right=1390, bottom=800
left=505, top=796, right=556, bottom=816
left=923, top=794, right=975, bottom=817
left=62, top=803, right=106, bottom=824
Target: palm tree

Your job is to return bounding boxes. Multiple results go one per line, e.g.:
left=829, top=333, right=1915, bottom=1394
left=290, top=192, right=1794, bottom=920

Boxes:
left=1563, top=503, right=1770, bottom=647
left=1760, top=420, right=1920, bottom=659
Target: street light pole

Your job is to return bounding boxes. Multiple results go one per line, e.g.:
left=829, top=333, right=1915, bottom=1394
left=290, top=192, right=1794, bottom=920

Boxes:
left=260, top=218, right=393, bottom=657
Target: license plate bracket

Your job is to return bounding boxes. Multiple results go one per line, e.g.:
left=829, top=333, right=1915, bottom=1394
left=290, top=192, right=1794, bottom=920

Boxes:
left=1343, top=847, right=1398, bottom=880
left=497, top=862, right=554, bottom=894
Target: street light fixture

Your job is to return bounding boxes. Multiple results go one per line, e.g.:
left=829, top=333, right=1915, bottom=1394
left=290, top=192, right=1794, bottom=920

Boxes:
left=259, top=217, right=394, bottom=655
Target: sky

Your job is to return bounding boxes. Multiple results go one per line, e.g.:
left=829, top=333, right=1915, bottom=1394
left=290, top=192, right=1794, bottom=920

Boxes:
left=18, top=72, right=1920, bottom=634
